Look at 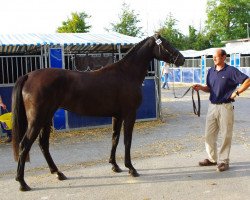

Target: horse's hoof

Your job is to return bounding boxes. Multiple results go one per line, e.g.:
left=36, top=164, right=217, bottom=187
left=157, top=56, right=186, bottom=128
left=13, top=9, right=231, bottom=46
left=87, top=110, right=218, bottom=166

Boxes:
left=112, top=166, right=122, bottom=173
left=57, top=172, right=67, bottom=180
left=17, top=178, right=31, bottom=191
left=129, top=169, right=140, bottom=177
left=19, top=184, right=31, bottom=191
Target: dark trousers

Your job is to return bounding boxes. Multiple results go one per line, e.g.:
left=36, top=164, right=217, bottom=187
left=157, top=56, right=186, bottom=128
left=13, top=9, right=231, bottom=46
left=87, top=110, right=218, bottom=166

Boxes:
left=162, top=73, right=169, bottom=89
left=0, top=123, right=12, bottom=138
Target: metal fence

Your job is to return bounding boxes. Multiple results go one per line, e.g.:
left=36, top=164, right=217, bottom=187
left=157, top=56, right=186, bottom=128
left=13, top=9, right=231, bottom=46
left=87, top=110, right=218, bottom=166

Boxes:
left=0, top=55, right=45, bottom=85
left=64, top=52, right=156, bottom=77
left=241, top=56, right=250, bottom=67
left=182, top=56, right=250, bottom=68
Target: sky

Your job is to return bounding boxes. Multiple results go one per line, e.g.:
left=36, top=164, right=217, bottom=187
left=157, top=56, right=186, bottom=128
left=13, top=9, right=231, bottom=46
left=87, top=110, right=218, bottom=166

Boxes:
left=0, top=0, right=207, bottom=36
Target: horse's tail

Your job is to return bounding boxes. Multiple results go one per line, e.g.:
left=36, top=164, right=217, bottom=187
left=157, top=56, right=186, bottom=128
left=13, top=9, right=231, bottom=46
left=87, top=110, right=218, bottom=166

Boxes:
left=12, top=74, right=29, bottom=162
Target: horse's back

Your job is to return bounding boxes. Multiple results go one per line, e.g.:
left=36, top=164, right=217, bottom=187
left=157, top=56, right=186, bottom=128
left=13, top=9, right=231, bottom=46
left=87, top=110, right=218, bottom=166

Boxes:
left=23, top=68, right=69, bottom=98
left=26, top=68, right=73, bottom=84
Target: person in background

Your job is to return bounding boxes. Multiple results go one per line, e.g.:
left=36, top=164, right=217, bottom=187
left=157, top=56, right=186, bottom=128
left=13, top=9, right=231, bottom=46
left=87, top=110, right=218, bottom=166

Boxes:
left=162, top=62, right=170, bottom=89
left=0, top=95, right=6, bottom=110
left=0, top=95, right=12, bottom=143
left=193, top=48, right=250, bottom=172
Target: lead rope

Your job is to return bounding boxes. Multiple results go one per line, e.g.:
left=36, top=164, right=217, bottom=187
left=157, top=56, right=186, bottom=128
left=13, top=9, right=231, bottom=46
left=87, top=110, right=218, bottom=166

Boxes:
left=172, top=80, right=201, bottom=117
left=192, top=88, right=200, bottom=117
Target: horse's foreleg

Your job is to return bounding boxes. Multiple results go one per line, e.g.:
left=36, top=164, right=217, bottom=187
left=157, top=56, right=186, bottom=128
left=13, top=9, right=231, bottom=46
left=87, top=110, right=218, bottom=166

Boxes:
left=16, top=131, right=37, bottom=191
left=123, top=112, right=139, bottom=177
left=109, top=117, right=123, bottom=173
left=39, top=125, right=67, bottom=181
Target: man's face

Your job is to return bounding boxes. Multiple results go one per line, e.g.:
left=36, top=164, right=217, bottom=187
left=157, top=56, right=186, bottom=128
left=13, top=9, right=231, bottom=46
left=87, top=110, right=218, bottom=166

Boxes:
left=213, top=50, right=226, bottom=66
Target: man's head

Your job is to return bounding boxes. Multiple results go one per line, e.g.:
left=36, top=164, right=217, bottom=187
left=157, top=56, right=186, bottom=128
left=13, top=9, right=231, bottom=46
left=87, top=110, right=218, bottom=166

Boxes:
left=213, top=49, right=227, bottom=67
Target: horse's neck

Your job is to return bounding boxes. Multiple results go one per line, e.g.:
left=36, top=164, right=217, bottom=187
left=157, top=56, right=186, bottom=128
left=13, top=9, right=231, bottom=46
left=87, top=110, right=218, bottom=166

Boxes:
left=121, top=41, right=154, bottom=83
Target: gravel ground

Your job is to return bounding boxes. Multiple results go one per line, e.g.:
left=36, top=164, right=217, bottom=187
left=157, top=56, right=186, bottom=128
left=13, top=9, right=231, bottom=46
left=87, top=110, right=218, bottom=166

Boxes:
left=0, top=84, right=249, bottom=199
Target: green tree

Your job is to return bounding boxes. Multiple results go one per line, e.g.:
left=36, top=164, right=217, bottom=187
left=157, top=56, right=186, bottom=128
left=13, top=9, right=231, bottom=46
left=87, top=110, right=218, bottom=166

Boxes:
left=106, top=3, right=143, bottom=37
left=188, top=26, right=197, bottom=47
left=194, top=32, right=212, bottom=50
left=158, top=15, right=212, bottom=50
left=185, top=26, right=212, bottom=50
left=205, top=0, right=250, bottom=47
left=57, top=12, right=91, bottom=33
left=157, top=13, right=185, bottom=50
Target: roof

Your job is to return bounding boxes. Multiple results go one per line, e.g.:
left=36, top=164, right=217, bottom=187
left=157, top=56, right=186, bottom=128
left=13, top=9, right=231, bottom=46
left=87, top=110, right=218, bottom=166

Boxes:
left=180, top=48, right=223, bottom=58
left=181, top=43, right=250, bottom=58
left=0, top=32, right=141, bottom=54
left=182, top=37, right=250, bottom=57
left=1, top=32, right=249, bottom=56
left=222, top=38, right=250, bottom=43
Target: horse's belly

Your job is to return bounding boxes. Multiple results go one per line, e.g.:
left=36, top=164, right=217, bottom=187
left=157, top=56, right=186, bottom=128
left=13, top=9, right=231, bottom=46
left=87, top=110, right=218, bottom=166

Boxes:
left=61, top=99, right=119, bottom=117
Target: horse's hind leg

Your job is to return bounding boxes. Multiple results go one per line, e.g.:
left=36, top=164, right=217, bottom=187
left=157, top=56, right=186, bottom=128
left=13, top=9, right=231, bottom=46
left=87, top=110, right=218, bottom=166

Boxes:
left=123, top=112, right=139, bottom=177
left=109, top=117, right=123, bottom=173
left=38, top=123, right=67, bottom=180
left=16, top=126, right=40, bottom=191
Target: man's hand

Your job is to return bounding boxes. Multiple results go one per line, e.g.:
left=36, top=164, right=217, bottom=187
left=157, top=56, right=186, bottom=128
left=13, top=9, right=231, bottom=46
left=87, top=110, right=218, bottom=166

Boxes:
left=0, top=103, right=6, bottom=110
left=230, top=91, right=238, bottom=100
left=193, top=84, right=202, bottom=91
left=192, top=84, right=210, bottom=93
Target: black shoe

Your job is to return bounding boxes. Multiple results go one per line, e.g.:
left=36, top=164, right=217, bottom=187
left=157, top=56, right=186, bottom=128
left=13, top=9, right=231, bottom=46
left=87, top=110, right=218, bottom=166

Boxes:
left=199, top=159, right=217, bottom=166
left=217, top=163, right=229, bottom=172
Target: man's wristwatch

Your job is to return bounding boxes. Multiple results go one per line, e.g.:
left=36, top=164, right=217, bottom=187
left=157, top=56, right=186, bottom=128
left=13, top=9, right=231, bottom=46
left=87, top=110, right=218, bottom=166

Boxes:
left=235, top=91, right=240, bottom=96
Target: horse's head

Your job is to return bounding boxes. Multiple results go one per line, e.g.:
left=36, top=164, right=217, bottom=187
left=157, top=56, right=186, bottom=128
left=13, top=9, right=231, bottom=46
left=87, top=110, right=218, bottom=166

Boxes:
left=151, top=34, right=185, bottom=66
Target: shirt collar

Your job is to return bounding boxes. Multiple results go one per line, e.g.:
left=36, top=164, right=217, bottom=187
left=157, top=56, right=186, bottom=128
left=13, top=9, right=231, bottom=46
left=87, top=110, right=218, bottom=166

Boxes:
left=213, top=63, right=229, bottom=71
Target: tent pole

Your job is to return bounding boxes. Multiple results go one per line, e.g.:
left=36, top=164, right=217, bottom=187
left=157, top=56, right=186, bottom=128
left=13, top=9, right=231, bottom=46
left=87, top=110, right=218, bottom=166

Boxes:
left=117, top=44, right=122, bottom=60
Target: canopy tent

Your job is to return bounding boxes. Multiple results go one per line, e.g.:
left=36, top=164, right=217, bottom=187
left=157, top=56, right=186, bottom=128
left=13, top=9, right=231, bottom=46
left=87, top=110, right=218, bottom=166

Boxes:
left=0, top=32, right=141, bottom=54
left=181, top=38, right=250, bottom=58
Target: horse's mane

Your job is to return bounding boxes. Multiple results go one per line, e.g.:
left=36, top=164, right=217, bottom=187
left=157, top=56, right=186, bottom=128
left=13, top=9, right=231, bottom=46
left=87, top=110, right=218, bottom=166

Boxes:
left=97, top=36, right=152, bottom=71
left=119, top=36, right=151, bottom=61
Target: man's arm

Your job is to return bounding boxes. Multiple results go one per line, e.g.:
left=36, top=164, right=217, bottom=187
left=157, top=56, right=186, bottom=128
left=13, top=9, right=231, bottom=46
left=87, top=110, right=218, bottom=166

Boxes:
left=230, top=78, right=250, bottom=99
left=193, top=84, right=210, bottom=93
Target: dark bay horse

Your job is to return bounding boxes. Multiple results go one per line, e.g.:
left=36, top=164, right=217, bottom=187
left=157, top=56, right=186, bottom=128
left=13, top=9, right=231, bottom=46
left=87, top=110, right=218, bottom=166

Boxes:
left=12, top=34, right=185, bottom=191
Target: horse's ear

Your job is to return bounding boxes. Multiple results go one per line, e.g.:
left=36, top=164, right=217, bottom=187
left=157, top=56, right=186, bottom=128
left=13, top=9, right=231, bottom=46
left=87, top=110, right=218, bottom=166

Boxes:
left=154, top=32, right=161, bottom=38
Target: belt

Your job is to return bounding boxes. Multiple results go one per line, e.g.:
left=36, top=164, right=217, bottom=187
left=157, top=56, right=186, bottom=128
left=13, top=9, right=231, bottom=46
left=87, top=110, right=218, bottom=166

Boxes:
left=212, top=102, right=231, bottom=105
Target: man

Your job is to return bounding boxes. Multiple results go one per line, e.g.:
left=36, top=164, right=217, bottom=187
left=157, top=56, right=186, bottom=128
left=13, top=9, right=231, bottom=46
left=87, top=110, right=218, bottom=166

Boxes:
left=0, top=95, right=11, bottom=143
left=162, top=62, right=170, bottom=89
left=193, top=49, right=250, bottom=172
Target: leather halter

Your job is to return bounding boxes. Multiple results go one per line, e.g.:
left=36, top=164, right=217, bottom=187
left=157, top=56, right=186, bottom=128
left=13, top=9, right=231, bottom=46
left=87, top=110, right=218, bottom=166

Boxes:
left=153, top=35, right=180, bottom=65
